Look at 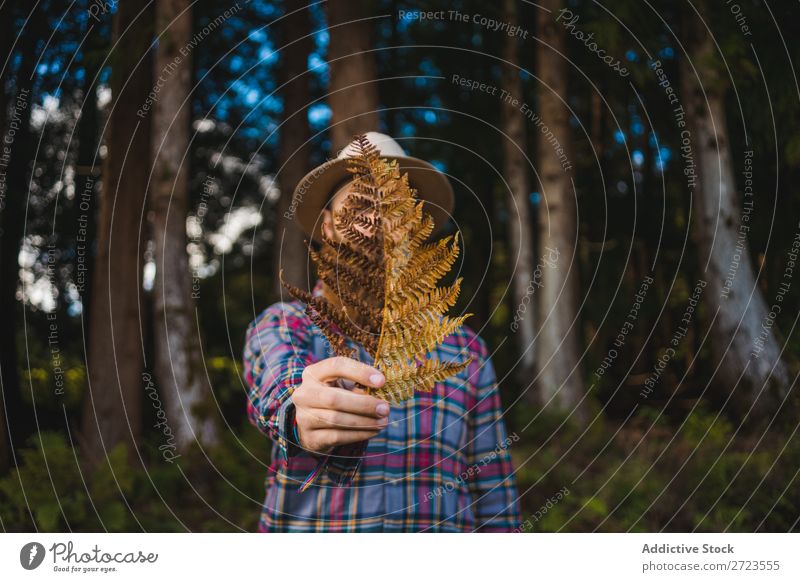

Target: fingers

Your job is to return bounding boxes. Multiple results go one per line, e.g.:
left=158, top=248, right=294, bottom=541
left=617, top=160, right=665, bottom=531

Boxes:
left=298, top=407, right=389, bottom=431
left=295, top=406, right=387, bottom=454
left=304, top=356, right=385, bottom=388
left=295, top=378, right=390, bottom=419
left=293, top=358, right=392, bottom=455
left=323, top=387, right=390, bottom=418
left=311, top=428, right=387, bottom=450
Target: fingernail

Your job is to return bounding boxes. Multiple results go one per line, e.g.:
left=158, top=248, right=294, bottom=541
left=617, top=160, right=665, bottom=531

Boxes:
left=378, top=417, right=389, bottom=427
left=369, top=373, right=385, bottom=386
left=376, top=403, right=390, bottom=416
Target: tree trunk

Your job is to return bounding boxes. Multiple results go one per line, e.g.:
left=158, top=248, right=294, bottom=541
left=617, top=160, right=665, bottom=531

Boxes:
left=681, top=8, right=790, bottom=421
left=0, top=0, right=17, bottom=471
left=74, top=13, right=104, bottom=343
left=535, top=0, right=586, bottom=418
left=81, top=1, right=154, bottom=466
left=326, top=0, right=380, bottom=151
left=274, top=0, right=312, bottom=294
left=1, top=2, right=40, bottom=459
left=150, top=0, right=219, bottom=451
left=501, top=0, right=536, bottom=391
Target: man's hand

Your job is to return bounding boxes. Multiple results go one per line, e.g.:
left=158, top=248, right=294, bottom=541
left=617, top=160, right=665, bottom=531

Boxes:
left=292, top=356, right=390, bottom=455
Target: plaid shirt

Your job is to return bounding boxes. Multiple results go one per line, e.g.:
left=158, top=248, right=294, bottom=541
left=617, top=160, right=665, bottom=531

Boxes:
left=244, top=281, right=521, bottom=532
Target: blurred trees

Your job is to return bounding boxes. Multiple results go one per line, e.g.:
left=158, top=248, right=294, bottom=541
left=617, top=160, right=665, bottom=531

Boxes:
left=1, top=1, right=44, bottom=456
left=72, top=5, right=104, bottom=337
left=0, top=0, right=799, bottom=531
left=274, top=0, right=313, bottom=292
left=0, top=0, right=16, bottom=470
left=151, top=0, right=220, bottom=450
left=680, top=1, right=791, bottom=422
left=81, top=0, right=153, bottom=465
left=535, top=0, right=586, bottom=418
left=326, top=0, right=380, bottom=150
left=501, top=0, right=537, bottom=392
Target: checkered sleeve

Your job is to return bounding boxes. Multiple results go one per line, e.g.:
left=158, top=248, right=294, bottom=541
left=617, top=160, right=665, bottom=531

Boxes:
left=465, top=339, right=522, bottom=532
left=243, top=302, right=312, bottom=463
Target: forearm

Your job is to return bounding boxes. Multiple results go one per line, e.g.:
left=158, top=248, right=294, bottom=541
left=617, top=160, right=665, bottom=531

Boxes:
left=243, top=303, right=313, bottom=458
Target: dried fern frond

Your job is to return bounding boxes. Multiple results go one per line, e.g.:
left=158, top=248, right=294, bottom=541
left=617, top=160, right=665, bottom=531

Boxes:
left=281, top=134, right=471, bottom=403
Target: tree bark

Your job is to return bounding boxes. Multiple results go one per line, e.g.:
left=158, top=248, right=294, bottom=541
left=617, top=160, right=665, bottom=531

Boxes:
left=535, top=0, right=586, bottom=418
left=0, top=0, right=18, bottom=471
left=274, top=0, right=312, bottom=294
left=326, top=0, right=380, bottom=151
left=74, top=12, right=105, bottom=345
left=81, top=1, right=154, bottom=466
left=1, top=2, right=40, bottom=459
left=681, top=7, right=790, bottom=421
left=150, top=0, right=219, bottom=450
left=501, top=0, right=537, bottom=392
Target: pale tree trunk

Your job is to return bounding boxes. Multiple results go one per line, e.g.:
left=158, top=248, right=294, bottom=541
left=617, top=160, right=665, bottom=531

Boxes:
left=681, top=7, right=790, bottom=421
left=274, top=0, right=312, bottom=294
left=81, top=1, right=154, bottom=466
left=150, top=0, right=219, bottom=450
left=535, top=0, right=586, bottom=418
left=501, top=0, right=536, bottom=390
left=326, top=0, right=380, bottom=151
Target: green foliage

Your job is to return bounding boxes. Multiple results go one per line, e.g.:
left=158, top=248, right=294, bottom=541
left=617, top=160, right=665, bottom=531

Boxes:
left=514, top=406, right=800, bottom=532
left=0, top=432, right=133, bottom=531
left=0, top=422, right=269, bottom=532
left=205, top=356, right=247, bottom=422
left=22, top=364, right=84, bottom=410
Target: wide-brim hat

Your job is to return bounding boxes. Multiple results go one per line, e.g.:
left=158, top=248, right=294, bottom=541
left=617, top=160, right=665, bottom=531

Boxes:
left=293, top=132, right=454, bottom=242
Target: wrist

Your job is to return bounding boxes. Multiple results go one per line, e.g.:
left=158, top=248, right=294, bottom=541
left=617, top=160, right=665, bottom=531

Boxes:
left=282, top=402, right=305, bottom=458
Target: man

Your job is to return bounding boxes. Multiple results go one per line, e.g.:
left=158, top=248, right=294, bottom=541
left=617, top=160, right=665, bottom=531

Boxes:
left=244, top=132, right=520, bottom=532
